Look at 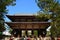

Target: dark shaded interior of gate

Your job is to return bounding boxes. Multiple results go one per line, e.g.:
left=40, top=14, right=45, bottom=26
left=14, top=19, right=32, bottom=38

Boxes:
left=11, top=29, right=46, bottom=37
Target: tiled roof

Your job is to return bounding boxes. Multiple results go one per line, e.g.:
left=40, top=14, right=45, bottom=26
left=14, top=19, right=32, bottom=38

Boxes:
left=6, top=22, right=50, bottom=23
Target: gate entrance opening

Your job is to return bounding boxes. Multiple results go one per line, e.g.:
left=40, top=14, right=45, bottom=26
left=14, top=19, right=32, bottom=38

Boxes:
left=21, top=30, right=38, bottom=36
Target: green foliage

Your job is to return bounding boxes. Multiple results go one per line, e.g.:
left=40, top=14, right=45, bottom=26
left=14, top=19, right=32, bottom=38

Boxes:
left=35, top=11, right=51, bottom=21
left=36, top=0, right=60, bottom=37
left=0, top=0, right=16, bottom=13
left=0, top=0, right=16, bottom=32
left=36, top=0, right=59, bottom=12
left=46, top=31, right=51, bottom=36
left=34, top=30, right=38, bottom=36
left=9, top=28, right=13, bottom=34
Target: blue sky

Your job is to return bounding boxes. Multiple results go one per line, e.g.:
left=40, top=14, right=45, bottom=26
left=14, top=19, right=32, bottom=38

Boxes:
left=7, top=0, right=60, bottom=15
left=7, top=0, right=40, bottom=15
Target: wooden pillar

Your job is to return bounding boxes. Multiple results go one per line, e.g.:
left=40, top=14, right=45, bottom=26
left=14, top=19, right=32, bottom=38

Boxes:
left=38, top=25, right=41, bottom=36
left=32, top=30, right=33, bottom=35
left=31, top=19, right=33, bottom=35
left=38, top=29, right=40, bottom=36
left=26, top=30, right=27, bottom=36
left=32, top=23, right=33, bottom=35
left=25, top=20, right=27, bottom=36
left=19, top=29, right=21, bottom=37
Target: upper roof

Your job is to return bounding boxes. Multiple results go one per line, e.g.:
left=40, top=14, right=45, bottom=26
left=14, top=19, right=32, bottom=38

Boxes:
left=6, top=22, right=50, bottom=29
left=6, top=13, right=37, bottom=16
left=6, top=14, right=49, bottom=22
left=6, top=14, right=36, bottom=17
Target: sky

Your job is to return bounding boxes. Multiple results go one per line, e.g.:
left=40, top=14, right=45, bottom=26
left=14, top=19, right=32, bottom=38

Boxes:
left=7, top=0, right=60, bottom=15
left=7, top=0, right=40, bottom=15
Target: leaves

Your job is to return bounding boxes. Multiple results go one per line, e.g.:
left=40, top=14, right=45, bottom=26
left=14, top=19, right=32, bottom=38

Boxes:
left=36, top=11, right=52, bottom=21
left=36, top=0, right=60, bottom=37
left=0, top=0, right=16, bottom=32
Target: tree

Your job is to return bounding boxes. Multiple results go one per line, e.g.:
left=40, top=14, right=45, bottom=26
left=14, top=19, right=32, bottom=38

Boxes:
left=0, top=0, right=16, bottom=32
left=36, top=0, right=60, bottom=37
left=35, top=11, right=51, bottom=21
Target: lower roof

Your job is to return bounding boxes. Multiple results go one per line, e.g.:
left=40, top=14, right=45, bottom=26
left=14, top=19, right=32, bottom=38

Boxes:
left=6, top=22, right=50, bottom=29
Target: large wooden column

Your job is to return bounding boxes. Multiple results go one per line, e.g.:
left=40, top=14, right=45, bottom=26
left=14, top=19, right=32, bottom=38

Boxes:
left=19, top=29, right=22, bottom=37
left=32, top=23, right=33, bottom=35
left=32, top=30, right=33, bottom=35
left=38, top=29, right=40, bottom=36
left=26, top=30, right=27, bottom=36
left=42, top=29, right=47, bottom=37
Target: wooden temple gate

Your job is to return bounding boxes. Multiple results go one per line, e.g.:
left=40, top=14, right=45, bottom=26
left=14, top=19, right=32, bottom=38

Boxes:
left=6, top=15, right=50, bottom=37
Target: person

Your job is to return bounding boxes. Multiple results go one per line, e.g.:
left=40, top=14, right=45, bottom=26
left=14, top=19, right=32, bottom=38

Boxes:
left=5, top=37, right=10, bottom=40
left=31, top=35, right=34, bottom=40
left=34, top=36, right=37, bottom=40
left=36, top=36, right=39, bottom=40
left=39, top=35, right=42, bottom=40
left=9, top=35, right=15, bottom=40
left=21, top=36, right=25, bottom=40
left=27, top=35, right=31, bottom=40
left=44, top=36, right=51, bottom=40
left=17, top=35, right=21, bottom=40
left=24, top=35, right=27, bottom=40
